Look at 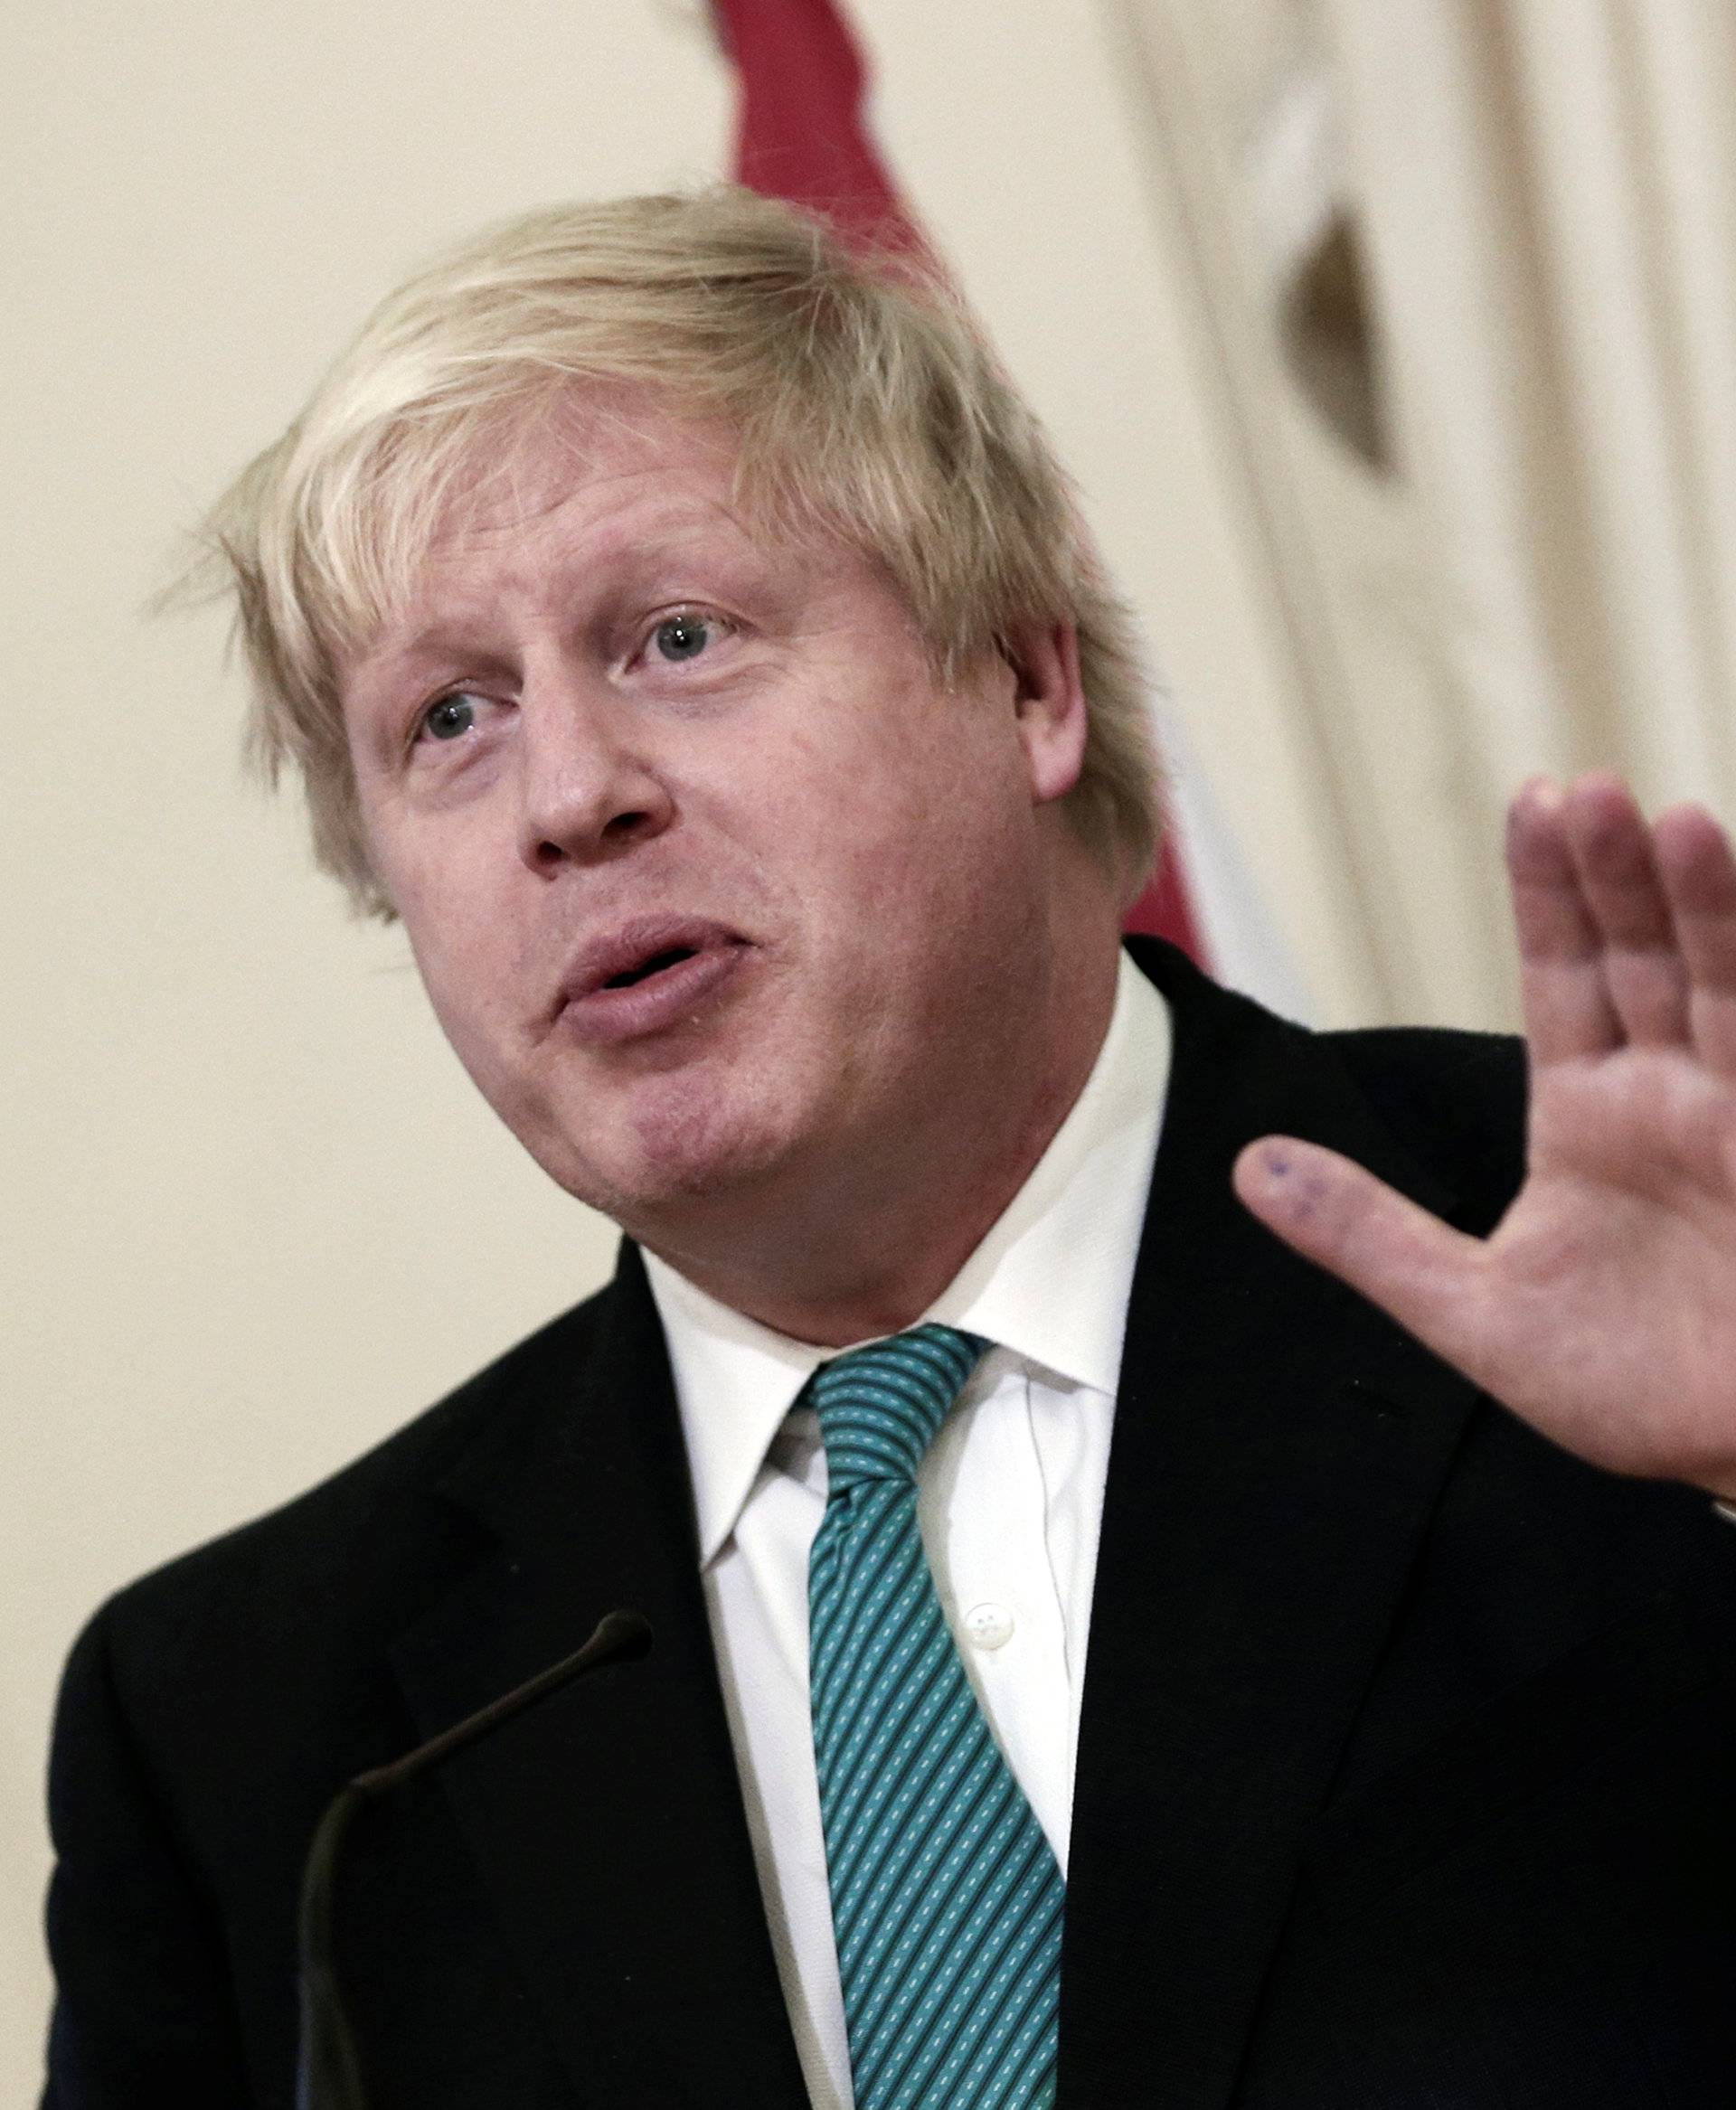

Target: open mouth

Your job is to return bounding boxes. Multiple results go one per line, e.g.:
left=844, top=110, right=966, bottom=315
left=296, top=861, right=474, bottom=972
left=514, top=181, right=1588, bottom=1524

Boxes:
left=601, top=946, right=700, bottom=990
left=555, top=921, right=750, bottom=1042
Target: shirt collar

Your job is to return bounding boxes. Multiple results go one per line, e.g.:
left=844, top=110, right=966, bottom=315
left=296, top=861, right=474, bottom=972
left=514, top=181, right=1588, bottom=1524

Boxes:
left=645, top=950, right=1171, bottom=1565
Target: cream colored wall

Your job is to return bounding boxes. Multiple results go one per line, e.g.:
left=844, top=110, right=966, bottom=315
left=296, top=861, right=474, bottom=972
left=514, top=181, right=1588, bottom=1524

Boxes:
left=4, top=0, right=1325, bottom=2094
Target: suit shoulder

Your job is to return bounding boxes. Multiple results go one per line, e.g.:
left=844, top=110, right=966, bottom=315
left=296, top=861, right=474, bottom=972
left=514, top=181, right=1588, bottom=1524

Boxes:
left=93, top=1277, right=618, bottom=1656
left=1129, top=938, right=1526, bottom=1236
left=1322, top=1022, right=1526, bottom=1234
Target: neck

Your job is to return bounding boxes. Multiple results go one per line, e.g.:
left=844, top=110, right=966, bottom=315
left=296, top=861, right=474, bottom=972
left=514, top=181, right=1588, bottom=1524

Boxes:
left=642, top=910, right=1124, bottom=1348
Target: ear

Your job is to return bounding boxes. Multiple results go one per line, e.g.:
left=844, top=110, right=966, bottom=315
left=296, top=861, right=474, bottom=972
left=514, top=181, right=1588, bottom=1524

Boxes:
left=999, top=621, right=1089, bottom=806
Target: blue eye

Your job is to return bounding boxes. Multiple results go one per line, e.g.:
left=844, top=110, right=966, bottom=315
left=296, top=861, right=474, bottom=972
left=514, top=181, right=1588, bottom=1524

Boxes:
left=422, top=693, right=477, bottom=740
left=653, top=614, right=712, bottom=663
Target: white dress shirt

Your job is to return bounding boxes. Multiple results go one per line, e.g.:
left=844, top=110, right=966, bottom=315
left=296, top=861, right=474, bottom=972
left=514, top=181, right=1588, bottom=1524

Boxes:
left=643, top=953, right=1171, bottom=2109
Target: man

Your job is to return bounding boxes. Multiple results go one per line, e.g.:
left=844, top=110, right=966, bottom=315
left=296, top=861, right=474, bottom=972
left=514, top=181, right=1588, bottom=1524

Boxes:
left=42, top=188, right=1736, bottom=2108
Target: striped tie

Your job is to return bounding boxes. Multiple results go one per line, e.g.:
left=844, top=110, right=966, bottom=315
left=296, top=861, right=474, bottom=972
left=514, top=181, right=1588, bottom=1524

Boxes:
left=807, top=1325, right=1065, bottom=2110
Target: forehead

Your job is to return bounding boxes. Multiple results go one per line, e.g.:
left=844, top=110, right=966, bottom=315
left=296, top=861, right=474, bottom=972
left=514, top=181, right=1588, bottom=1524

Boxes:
left=418, top=402, right=749, bottom=584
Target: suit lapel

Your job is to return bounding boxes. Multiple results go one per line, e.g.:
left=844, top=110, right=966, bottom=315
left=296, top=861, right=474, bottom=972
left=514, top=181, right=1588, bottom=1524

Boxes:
left=387, top=1246, right=809, bottom=2108
left=1058, top=946, right=1491, bottom=2109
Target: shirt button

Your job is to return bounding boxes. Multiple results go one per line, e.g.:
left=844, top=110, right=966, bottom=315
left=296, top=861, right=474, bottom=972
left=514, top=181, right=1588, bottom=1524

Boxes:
left=964, top=1603, right=1014, bottom=1651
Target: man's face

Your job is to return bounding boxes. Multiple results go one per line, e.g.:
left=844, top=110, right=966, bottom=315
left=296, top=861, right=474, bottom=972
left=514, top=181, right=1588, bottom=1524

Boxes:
left=340, top=405, right=1088, bottom=1248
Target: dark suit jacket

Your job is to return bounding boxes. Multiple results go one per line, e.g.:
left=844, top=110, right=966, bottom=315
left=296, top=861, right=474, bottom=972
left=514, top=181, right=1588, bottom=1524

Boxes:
left=42, top=941, right=1736, bottom=2108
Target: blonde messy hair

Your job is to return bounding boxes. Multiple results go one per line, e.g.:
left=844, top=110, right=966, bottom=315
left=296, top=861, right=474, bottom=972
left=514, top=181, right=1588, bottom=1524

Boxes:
left=192, top=187, right=1161, bottom=918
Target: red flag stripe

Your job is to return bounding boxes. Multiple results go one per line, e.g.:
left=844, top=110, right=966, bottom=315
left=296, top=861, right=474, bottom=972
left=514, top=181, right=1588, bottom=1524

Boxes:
left=711, top=0, right=922, bottom=255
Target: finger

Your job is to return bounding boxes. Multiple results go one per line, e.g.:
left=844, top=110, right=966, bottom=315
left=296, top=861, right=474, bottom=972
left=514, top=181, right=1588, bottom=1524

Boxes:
left=1655, top=801, right=1736, bottom=1076
left=1233, top=1137, right=1496, bottom=1387
left=1506, top=777, right=1621, bottom=1063
left=1561, top=772, right=1691, bottom=1049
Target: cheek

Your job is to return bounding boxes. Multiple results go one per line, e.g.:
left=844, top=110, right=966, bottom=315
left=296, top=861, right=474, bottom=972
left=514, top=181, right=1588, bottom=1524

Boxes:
left=779, top=752, right=1033, bottom=1005
left=400, top=893, right=531, bottom=1092
left=379, top=805, right=515, bottom=980
left=775, top=697, right=1007, bottom=868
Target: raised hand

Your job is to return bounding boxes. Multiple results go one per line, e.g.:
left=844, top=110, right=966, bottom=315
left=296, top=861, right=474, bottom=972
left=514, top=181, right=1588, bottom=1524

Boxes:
left=1233, top=773, right=1736, bottom=1500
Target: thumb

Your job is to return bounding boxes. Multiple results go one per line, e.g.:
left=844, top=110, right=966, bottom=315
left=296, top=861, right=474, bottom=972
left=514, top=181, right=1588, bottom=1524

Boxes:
left=1232, top=1136, right=1491, bottom=1372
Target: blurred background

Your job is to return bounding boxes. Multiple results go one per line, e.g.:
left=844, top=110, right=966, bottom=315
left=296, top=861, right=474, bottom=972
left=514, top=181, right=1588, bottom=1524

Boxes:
left=7, top=0, right=1736, bottom=2090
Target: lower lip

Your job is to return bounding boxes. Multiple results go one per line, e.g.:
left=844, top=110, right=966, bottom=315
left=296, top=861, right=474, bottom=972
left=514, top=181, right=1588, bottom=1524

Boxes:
left=556, top=943, right=750, bottom=1045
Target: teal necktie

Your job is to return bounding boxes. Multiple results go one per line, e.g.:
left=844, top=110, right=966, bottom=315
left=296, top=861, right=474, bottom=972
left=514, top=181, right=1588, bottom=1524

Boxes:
left=807, top=1325, right=1065, bottom=2110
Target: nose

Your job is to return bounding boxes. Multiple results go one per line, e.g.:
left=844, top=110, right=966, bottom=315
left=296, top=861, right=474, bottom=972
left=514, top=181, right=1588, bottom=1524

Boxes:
left=514, top=673, right=675, bottom=877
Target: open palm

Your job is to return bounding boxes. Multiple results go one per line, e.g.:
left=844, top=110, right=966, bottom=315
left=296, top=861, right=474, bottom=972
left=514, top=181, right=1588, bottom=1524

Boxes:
left=1235, top=774, right=1736, bottom=1501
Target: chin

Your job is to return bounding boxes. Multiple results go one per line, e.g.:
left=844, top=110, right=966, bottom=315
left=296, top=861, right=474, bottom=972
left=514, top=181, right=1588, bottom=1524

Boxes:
left=536, top=1069, right=816, bottom=1224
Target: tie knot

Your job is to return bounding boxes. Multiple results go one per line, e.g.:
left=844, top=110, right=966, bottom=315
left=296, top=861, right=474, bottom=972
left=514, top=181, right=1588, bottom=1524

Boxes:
left=809, top=1324, right=986, bottom=1493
